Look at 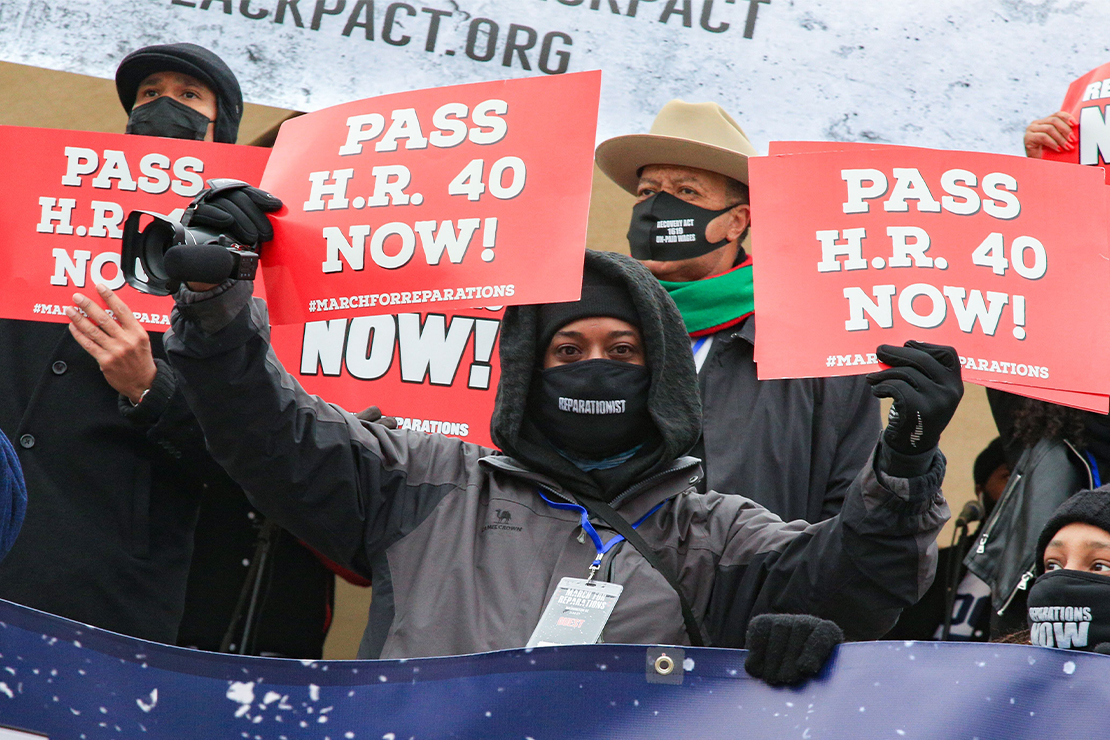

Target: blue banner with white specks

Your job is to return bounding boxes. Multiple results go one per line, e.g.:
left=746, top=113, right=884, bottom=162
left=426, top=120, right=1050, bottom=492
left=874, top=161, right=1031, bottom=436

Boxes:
left=0, top=597, right=1107, bottom=739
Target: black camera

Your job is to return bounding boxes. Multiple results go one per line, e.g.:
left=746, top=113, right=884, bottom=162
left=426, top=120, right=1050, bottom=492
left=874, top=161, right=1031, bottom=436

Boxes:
left=121, top=181, right=263, bottom=296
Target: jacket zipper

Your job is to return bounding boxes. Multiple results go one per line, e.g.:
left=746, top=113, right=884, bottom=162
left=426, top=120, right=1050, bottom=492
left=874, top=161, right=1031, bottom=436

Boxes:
left=609, top=459, right=699, bottom=509
left=974, top=472, right=1021, bottom=555
left=997, top=568, right=1035, bottom=616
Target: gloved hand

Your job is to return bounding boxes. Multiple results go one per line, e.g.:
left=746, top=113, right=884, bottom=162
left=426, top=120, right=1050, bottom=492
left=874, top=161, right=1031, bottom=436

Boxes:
left=183, top=178, right=283, bottom=246
left=744, top=614, right=844, bottom=686
left=356, top=405, right=398, bottom=430
left=867, top=341, right=963, bottom=457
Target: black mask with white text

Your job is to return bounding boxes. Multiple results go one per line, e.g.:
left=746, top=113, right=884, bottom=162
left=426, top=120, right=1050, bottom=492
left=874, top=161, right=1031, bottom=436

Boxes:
left=531, top=360, right=652, bottom=459
left=627, top=191, right=741, bottom=262
left=126, top=96, right=212, bottom=141
left=1027, top=569, right=1110, bottom=651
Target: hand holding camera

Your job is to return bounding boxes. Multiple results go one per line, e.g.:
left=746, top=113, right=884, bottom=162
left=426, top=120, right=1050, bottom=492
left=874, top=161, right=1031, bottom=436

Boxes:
left=121, top=179, right=283, bottom=295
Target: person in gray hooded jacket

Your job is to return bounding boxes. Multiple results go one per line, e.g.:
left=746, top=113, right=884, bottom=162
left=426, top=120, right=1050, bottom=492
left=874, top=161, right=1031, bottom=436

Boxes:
left=162, top=231, right=963, bottom=661
left=163, top=207, right=960, bottom=659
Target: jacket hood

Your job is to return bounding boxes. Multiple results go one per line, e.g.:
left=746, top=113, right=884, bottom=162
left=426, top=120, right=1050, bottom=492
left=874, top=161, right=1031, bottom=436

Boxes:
left=491, top=250, right=702, bottom=498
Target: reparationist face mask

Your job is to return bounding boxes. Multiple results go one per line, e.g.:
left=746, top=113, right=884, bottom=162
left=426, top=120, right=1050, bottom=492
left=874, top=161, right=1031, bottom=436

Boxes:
left=126, top=96, right=212, bottom=140
left=1027, top=569, right=1110, bottom=651
left=532, top=359, right=652, bottom=459
left=627, top=192, right=741, bottom=262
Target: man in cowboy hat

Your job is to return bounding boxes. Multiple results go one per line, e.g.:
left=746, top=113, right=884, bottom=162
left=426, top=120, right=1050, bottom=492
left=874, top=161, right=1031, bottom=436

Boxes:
left=594, top=101, right=881, bottom=523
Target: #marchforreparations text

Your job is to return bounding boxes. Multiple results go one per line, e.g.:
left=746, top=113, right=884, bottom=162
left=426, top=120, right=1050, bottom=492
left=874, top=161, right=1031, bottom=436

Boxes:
left=308, top=284, right=514, bottom=313
left=825, top=350, right=1049, bottom=379
left=32, top=302, right=170, bottom=327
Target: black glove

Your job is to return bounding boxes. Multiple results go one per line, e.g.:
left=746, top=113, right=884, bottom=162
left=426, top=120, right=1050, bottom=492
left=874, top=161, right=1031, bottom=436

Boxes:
left=744, top=614, right=844, bottom=686
left=868, top=341, right=963, bottom=458
left=356, top=405, right=398, bottom=430
left=183, top=178, right=283, bottom=246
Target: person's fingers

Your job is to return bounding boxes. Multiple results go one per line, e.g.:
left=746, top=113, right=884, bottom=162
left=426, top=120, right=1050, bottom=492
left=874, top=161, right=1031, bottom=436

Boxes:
left=743, top=616, right=772, bottom=678
left=903, top=341, right=961, bottom=373
left=797, top=620, right=844, bottom=677
left=380, top=415, right=398, bottom=430
left=96, top=284, right=142, bottom=334
left=764, top=620, right=794, bottom=685
left=214, top=197, right=260, bottom=244
left=71, top=293, right=121, bottom=340
left=243, top=186, right=284, bottom=212
left=187, top=202, right=235, bottom=230
left=874, top=344, right=948, bottom=382
left=1038, top=117, right=1073, bottom=146
left=65, top=308, right=111, bottom=362
left=867, top=379, right=910, bottom=409
left=778, top=622, right=811, bottom=685
left=356, top=406, right=384, bottom=423
left=1026, top=129, right=1064, bottom=152
left=225, top=189, right=274, bottom=242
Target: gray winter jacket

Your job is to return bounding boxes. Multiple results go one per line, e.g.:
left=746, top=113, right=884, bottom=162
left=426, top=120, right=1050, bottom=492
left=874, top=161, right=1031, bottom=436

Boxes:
left=165, top=251, right=949, bottom=659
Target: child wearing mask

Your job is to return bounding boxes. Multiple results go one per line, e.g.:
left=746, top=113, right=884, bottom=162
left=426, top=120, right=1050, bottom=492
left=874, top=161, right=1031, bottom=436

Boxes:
left=1021, top=487, right=1110, bottom=652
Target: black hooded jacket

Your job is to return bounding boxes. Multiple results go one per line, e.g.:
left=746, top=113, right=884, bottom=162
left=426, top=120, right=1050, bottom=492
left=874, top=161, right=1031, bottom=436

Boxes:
left=165, top=250, right=950, bottom=658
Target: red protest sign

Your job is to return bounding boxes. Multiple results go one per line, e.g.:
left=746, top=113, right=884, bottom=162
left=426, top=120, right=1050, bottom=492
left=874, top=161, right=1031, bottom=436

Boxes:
left=749, top=144, right=1110, bottom=397
left=980, top=380, right=1109, bottom=414
left=269, top=308, right=503, bottom=448
left=258, top=72, right=600, bottom=326
left=766, top=140, right=1110, bottom=412
left=1042, top=62, right=1110, bottom=182
left=0, top=125, right=270, bottom=330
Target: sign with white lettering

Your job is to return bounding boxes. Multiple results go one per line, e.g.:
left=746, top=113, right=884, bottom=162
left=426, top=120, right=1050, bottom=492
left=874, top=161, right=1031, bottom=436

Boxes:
left=0, top=125, right=270, bottom=329
left=258, top=72, right=599, bottom=324
left=750, top=143, right=1110, bottom=405
left=1042, top=61, right=1110, bottom=181
left=269, top=308, right=503, bottom=447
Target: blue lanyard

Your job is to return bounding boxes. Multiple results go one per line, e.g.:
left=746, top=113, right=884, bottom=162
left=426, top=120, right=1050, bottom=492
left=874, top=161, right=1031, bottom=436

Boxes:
left=691, top=336, right=709, bottom=356
left=1086, top=450, right=1102, bottom=488
left=536, top=490, right=667, bottom=581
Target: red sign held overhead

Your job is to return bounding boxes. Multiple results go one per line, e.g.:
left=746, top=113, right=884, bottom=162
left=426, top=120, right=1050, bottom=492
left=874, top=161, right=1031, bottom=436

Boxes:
left=258, top=71, right=601, bottom=326
left=0, top=125, right=270, bottom=330
left=750, top=143, right=1110, bottom=407
left=1042, top=61, right=1110, bottom=182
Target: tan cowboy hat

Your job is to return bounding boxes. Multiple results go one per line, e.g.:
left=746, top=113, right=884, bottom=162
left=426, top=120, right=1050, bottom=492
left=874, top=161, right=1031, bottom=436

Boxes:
left=595, top=100, right=758, bottom=195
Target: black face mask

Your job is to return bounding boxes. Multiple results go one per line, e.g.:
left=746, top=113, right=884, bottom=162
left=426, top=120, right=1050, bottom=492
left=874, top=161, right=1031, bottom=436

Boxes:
left=126, top=96, right=212, bottom=140
left=1027, top=569, right=1110, bottom=651
left=531, top=360, right=652, bottom=459
left=627, top=192, right=741, bottom=262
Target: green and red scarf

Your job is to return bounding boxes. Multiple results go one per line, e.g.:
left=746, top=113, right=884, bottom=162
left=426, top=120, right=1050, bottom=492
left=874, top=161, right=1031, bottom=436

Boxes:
left=658, top=258, right=755, bottom=337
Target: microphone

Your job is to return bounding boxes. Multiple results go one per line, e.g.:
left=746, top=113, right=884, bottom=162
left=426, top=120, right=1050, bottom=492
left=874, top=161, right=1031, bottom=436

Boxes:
left=955, top=499, right=984, bottom=529
left=164, top=244, right=258, bottom=285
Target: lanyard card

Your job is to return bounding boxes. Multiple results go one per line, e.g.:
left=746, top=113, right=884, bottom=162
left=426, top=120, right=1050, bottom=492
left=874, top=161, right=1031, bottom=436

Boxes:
left=526, top=577, right=623, bottom=648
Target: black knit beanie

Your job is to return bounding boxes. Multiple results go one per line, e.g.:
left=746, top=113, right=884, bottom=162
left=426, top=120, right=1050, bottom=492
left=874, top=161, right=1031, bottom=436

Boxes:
left=536, top=266, right=641, bottom=352
left=1035, top=486, right=1110, bottom=574
left=115, top=43, right=243, bottom=144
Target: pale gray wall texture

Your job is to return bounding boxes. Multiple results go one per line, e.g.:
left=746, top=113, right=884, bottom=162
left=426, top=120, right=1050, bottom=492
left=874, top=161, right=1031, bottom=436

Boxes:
left=0, top=0, right=1106, bottom=154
